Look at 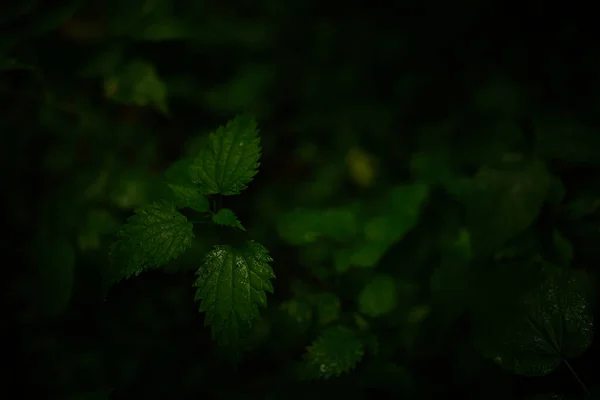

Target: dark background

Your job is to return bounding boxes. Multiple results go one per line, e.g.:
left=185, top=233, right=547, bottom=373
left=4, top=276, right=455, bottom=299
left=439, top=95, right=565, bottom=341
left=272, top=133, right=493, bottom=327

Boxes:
left=4, top=1, right=600, bottom=399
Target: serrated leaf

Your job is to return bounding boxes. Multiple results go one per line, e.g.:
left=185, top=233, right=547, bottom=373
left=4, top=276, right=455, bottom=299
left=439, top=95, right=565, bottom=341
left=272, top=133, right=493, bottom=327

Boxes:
left=194, top=241, right=274, bottom=346
left=108, top=200, right=194, bottom=283
left=474, top=265, right=594, bottom=376
left=104, top=60, right=168, bottom=114
left=358, top=274, right=398, bottom=318
left=212, top=208, right=245, bottom=231
left=189, top=115, right=261, bottom=195
left=304, top=326, right=364, bottom=379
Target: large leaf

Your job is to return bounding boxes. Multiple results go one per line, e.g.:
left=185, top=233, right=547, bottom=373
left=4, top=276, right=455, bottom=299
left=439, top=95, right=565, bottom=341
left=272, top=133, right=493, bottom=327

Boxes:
left=194, top=241, right=275, bottom=346
left=474, top=264, right=594, bottom=376
left=466, top=158, right=551, bottom=256
left=189, top=115, right=261, bottom=195
left=108, top=200, right=194, bottom=282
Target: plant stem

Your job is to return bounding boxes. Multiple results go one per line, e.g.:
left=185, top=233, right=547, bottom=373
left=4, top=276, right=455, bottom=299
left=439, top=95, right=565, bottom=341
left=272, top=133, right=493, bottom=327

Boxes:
left=563, top=359, right=589, bottom=397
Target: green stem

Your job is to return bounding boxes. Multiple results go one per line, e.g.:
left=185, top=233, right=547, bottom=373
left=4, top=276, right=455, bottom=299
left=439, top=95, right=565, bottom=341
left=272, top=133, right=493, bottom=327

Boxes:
left=563, top=359, right=589, bottom=397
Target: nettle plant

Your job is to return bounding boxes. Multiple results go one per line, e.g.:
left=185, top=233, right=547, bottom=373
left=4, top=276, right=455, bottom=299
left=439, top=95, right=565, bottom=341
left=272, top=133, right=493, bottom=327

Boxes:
left=108, top=115, right=274, bottom=347
left=106, top=114, right=597, bottom=391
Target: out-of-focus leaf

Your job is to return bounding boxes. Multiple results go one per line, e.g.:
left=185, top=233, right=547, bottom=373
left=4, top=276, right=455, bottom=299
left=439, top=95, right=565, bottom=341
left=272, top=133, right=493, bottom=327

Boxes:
left=466, top=158, right=551, bottom=256
left=303, top=326, right=364, bottom=379
left=474, top=264, right=594, bottom=376
left=358, top=274, right=398, bottom=318
left=104, top=60, right=169, bottom=114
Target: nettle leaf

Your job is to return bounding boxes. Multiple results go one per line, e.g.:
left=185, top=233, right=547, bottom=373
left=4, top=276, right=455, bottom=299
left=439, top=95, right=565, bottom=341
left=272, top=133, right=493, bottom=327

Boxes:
left=194, top=241, right=275, bottom=346
left=475, top=265, right=594, bottom=376
left=212, top=208, right=245, bottom=231
left=109, top=200, right=194, bottom=282
left=189, top=115, right=261, bottom=195
left=466, top=158, right=551, bottom=256
left=358, top=274, right=398, bottom=318
left=304, top=325, right=364, bottom=379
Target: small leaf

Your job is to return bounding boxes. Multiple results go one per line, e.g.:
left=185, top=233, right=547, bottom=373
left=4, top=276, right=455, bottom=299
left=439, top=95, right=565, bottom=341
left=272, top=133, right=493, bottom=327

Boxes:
left=212, top=208, right=245, bottom=231
left=189, top=115, right=261, bottom=195
left=474, top=264, right=594, bottom=376
left=108, top=200, right=194, bottom=283
left=194, top=241, right=275, bottom=346
left=358, top=274, right=398, bottom=318
left=304, top=325, right=364, bottom=379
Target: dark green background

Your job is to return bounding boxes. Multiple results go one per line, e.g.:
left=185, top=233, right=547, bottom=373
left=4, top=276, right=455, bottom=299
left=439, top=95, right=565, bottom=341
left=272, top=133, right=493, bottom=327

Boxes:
left=5, top=1, right=600, bottom=399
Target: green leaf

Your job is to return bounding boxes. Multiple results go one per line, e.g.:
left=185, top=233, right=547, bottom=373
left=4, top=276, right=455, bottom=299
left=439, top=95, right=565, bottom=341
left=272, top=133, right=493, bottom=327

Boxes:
left=466, top=158, right=551, bottom=256
left=358, top=274, right=398, bottom=318
left=304, top=326, right=364, bottom=379
left=474, top=265, right=594, bottom=376
left=189, top=115, right=261, bottom=195
left=108, top=200, right=194, bottom=282
left=212, top=208, right=245, bottom=231
left=167, top=183, right=210, bottom=212
left=194, top=241, right=275, bottom=346
left=334, top=184, right=429, bottom=270
left=163, top=157, right=209, bottom=212
left=104, top=60, right=169, bottom=114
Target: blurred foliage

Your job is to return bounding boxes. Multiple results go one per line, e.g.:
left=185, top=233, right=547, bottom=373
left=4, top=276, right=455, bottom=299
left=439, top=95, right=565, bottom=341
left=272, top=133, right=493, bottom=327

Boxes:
left=6, top=1, right=600, bottom=399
